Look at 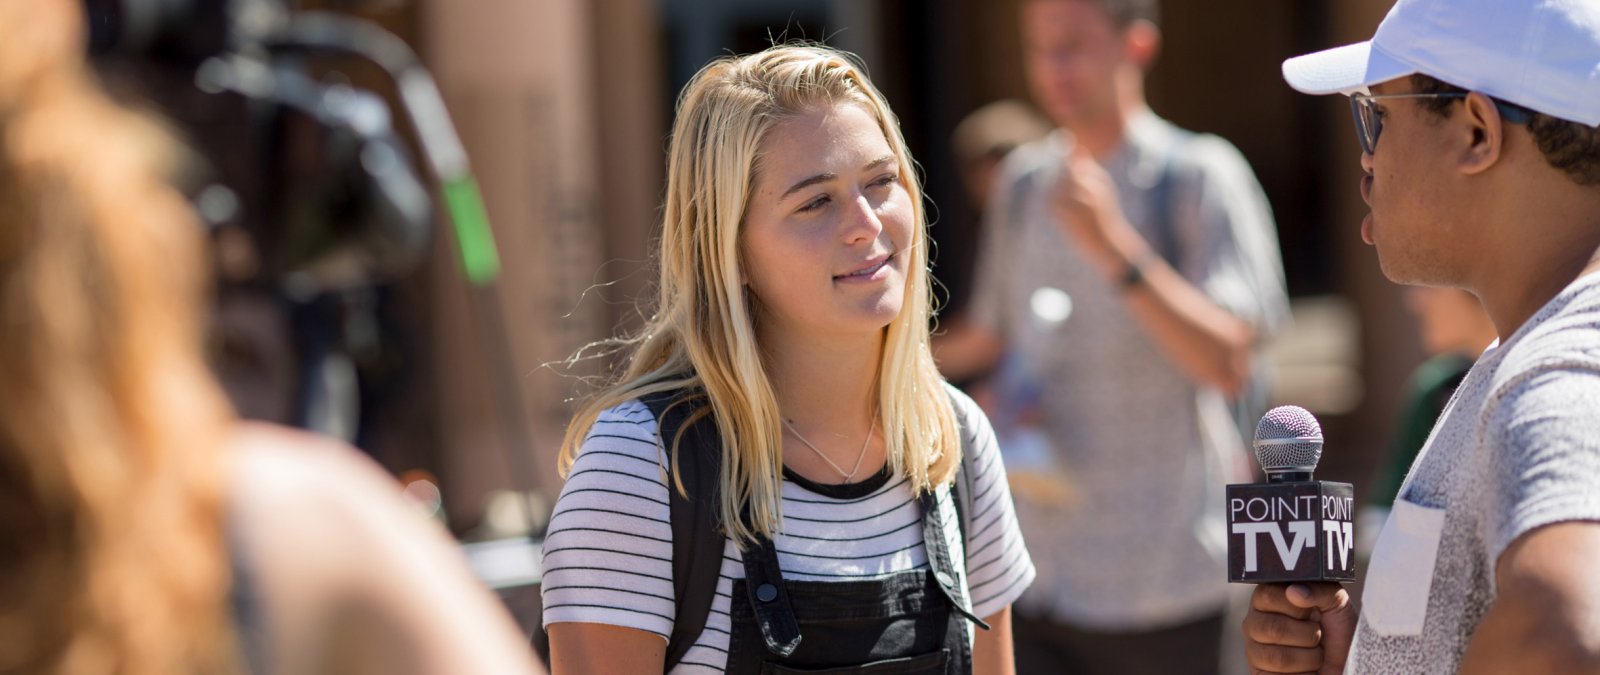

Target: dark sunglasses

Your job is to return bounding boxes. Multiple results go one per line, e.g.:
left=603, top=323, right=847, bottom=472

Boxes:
left=1349, top=92, right=1534, bottom=155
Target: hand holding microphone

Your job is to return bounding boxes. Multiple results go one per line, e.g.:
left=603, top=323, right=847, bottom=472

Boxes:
left=1232, top=406, right=1358, bottom=674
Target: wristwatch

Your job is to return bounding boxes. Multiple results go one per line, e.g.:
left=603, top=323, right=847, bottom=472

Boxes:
left=1119, top=255, right=1149, bottom=290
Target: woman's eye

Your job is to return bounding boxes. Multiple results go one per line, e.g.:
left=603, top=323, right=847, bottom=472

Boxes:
left=798, top=195, right=830, bottom=213
left=870, top=173, right=899, bottom=189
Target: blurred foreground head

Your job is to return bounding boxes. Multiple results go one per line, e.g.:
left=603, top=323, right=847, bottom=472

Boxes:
left=0, top=4, right=547, bottom=674
left=0, top=0, right=238, bottom=673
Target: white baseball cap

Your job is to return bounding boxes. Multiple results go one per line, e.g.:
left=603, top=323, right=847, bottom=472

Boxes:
left=1282, top=0, right=1600, bottom=127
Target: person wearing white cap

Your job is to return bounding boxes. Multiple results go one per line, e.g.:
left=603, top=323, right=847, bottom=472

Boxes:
left=1245, top=1, right=1600, bottom=673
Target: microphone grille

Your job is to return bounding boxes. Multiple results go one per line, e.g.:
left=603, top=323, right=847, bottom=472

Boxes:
left=1253, top=405, right=1324, bottom=473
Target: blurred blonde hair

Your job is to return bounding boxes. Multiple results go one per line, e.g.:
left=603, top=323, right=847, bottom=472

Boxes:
left=560, top=44, right=959, bottom=547
left=0, top=1, right=237, bottom=673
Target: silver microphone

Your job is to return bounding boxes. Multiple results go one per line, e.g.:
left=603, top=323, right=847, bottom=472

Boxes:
left=1253, top=405, right=1324, bottom=482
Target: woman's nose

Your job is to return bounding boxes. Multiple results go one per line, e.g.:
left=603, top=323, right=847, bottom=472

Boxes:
left=841, top=192, right=884, bottom=244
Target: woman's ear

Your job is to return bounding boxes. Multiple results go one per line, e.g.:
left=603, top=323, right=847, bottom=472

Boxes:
left=1459, top=91, right=1505, bottom=176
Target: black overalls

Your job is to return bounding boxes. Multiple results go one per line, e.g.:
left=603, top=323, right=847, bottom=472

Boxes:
left=647, top=390, right=989, bottom=674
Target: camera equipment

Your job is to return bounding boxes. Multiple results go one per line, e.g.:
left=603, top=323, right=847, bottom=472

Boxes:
left=82, top=2, right=541, bottom=542
left=87, top=0, right=498, bottom=291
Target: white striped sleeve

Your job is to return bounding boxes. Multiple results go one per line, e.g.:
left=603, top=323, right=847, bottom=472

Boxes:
left=540, top=400, right=675, bottom=641
left=949, top=386, right=1036, bottom=618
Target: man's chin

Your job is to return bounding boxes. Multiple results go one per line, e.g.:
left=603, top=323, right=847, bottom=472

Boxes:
left=1376, top=254, right=1412, bottom=285
left=1377, top=253, right=1450, bottom=288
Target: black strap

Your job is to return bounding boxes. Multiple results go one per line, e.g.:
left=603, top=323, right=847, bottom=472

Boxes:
left=1147, top=129, right=1272, bottom=439
left=738, top=534, right=805, bottom=657
left=919, top=489, right=989, bottom=630
left=1146, top=128, right=1190, bottom=269
left=952, top=421, right=975, bottom=552
left=643, top=390, right=725, bottom=672
left=228, top=534, right=272, bottom=675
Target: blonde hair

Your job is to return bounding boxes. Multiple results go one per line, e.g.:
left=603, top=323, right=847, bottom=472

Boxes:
left=0, top=1, right=238, bottom=672
left=560, top=44, right=959, bottom=547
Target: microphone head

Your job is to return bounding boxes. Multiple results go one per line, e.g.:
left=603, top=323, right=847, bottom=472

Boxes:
left=1253, top=405, right=1324, bottom=475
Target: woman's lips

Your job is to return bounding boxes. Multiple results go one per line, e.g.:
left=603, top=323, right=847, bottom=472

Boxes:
left=836, top=253, right=893, bottom=282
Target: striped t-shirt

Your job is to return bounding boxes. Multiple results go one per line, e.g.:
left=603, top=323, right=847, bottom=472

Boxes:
left=540, top=385, right=1035, bottom=673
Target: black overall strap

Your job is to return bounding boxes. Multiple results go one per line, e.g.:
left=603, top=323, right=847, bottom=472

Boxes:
left=920, top=489, right=990, bottom=630
left=642, top=390, right=725, bottom=672
left=739, top=533, right=805, bottom=657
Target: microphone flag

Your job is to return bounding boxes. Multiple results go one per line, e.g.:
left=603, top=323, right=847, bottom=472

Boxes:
left=1227, top=405, right=1356, bottom=584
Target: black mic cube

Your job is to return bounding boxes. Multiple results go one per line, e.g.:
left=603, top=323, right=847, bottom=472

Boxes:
left=1226, top=480, right=1356, bottom=584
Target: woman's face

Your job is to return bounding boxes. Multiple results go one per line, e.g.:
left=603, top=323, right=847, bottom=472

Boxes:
left=740, top=102, right=915, bottom=342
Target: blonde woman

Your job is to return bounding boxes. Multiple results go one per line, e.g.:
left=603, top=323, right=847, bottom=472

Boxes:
left=541, top=45, right=1035, bottom=674
left=0, top=2, right=539, bottom=673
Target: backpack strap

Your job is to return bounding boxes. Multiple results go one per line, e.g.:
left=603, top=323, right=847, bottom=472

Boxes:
left=1148, top=129, right=1272, bottom=437
left=949, top=390, right=985, bottom=629
left=1146, top=126, right=1195, bottom=269
left=641, top=390, right=724, bottom=673
left=951, top=396, right=976, bottom=553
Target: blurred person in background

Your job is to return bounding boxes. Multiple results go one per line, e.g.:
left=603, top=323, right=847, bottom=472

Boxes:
left=945, top=101, right=1067, bottom=507
left=1357, top=287, right=1495, bottom=557
left=1248, top=0, right=1600, bottom=672
left=0, top=2, right=541, bottom=673
left=541, top=44, right=1035, bottom=674
left=945, top=99, right=1053, bottom=341
left=934, top=0, right=1288, bottom=672
left=950, top=99, right=1054, bottom=223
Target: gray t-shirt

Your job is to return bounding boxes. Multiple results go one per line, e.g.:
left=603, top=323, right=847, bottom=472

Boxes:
left=969, top=113, right=1288, bottom=629
left=1350, top=273, right=1600, bottom=672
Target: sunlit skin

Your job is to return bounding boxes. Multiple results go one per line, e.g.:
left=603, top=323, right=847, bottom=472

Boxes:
left=738, top=100, right=913, bottom=487
left=741, top=101, right=914, bottom=346
left=1359, top=79, right=1481, bottom=287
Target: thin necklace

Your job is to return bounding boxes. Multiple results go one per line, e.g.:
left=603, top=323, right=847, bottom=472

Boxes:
left=782, top=414, right=877, bottom=482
